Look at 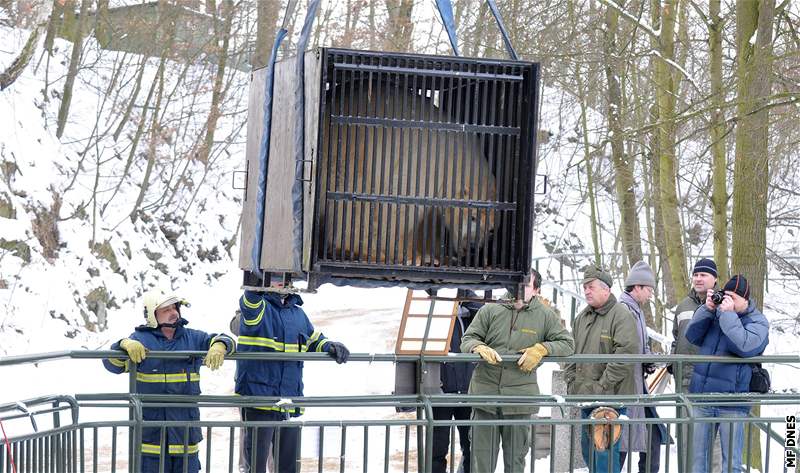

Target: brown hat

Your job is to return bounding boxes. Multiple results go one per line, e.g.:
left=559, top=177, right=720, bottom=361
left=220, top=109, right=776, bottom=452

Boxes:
left=582, top=265, right=613, bottom=288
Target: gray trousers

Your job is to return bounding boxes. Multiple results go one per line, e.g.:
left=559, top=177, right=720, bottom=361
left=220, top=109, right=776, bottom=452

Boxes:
left=470, top=409, right=531, bottom=473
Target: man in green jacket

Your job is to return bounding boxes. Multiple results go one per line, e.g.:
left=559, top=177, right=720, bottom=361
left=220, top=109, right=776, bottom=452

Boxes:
left=565, top=265, right=639, bottom=473
left=461, top=269, right=575, bottom=473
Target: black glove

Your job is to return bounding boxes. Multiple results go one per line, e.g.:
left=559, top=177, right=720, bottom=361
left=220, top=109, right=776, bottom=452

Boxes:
left=326, top=341, right=350, bottom=364
left=644, top=363, right=657, bottom=375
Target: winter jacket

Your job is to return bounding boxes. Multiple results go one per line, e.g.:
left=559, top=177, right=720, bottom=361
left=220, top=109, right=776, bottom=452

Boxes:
left=440, top=306, right=476, bottom=394
left=234, top=291, right=328, bottom=416
left=103, top=320, right=235, bottom=456
left=565, top=293, right=639, bottom=397
left=461, top=297, right=575, bottom=414
left=670, top=289, right=704, bottom=389
left=618, top=291, right=667, bottom=452
left=686, top=300, right=769, bottom=397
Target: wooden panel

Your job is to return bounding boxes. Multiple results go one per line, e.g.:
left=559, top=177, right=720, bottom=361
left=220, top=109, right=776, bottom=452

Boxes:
left=238, top=67, right=267, bottom=269
left=302, top=51, right=322, bottom=271
left=238, top=50, right=323, bottom=274
left=395, top=289, right=458, bottom=355
left=260, top=57, right=298, bottom=272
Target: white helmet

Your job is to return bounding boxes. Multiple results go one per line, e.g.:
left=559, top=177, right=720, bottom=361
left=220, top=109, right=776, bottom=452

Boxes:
left=142, top=288, right=190, bottom=328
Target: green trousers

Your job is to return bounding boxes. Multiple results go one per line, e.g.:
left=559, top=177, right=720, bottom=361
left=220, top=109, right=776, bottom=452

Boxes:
left=469, top=409, right=532, bottom=473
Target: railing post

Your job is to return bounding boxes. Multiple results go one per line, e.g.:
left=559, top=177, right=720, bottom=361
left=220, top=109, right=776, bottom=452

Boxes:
left=128, top=361, right=139, bottom=473
left=675, top=361, right=685, bottom=473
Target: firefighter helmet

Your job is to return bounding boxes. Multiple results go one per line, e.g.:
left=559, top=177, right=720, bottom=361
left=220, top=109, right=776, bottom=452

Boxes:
left=142, top=288, right=190, bottom=328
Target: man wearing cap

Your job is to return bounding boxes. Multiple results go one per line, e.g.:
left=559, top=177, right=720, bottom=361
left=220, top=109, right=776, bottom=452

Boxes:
left=618, top=261, right=667, bottom=472
left=103, top=288, right=236, bottom=473
left=565, top=265, right=639, bottom=473
left=669, top=257, right=722, bottom=468
left=461, top=269, right=575, bottom=473
left=685, top=274, right=770, bottom=473
left=670, top=258, right=719, bottom=389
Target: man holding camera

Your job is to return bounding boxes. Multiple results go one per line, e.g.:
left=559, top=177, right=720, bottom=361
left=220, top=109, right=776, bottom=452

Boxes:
left=669, top=258, right=722, bottom=469
left=685, top=274, right=770, bottom=473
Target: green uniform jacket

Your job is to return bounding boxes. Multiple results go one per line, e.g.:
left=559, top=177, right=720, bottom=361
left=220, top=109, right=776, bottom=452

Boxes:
left=670, top=290, right=704, bottom=390
left=565, top=294, right=639, bottom=396
left=461, top=298, right=575, bottom=414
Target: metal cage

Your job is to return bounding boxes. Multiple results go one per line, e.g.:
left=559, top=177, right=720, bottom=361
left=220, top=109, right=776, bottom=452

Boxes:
left=239, top=48, right=541, bottom=291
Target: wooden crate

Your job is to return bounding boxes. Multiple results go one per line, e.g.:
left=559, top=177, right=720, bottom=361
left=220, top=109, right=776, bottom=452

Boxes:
left=239, top=48, right=541, bottom=291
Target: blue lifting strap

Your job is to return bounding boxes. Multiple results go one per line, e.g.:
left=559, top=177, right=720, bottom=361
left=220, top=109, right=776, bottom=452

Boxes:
left=435, top=0, right=461, bottom=56
left=250, top=27, right=289, bottom=277
left=290, top=0, right=322, bottom=272
left=486, top=0, right=519, bottom=60
left=436, top=0, right=519, bottom=60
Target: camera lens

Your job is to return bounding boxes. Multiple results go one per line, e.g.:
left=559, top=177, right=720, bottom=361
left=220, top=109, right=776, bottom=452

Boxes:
left=711, top=291, right=724, bottom=304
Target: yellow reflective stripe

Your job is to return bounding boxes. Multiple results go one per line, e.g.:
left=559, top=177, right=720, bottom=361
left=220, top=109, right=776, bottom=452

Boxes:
left=238, top=336, right=302, bottom=353
left=136, top=372, right=200, bottom=383
left=308, top=331, right=321, bottom=344
left=232, top=394, right=304, bottom=414
left=316, top=339, right=329, bottom=352
left=141, top=443, right=200, bottom=455
left=242, top=294, right=263, bottom=309
left=108, top=358, right=128, bottom=369
left=253, top=405, right=305, bottom=414
left=243, top=305, right=265, bottom=326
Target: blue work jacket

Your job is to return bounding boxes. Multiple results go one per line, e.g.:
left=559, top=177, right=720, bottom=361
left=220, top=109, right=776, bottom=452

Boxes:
left=234, top=291, right=328, bottom=416
left=685, top=300, right=769, bottom=397
left=103, top=320, right=234, bottom=456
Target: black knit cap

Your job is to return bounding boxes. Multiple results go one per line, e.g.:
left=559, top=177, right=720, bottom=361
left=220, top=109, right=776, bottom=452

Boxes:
left=693, top=258, right=718, bottom=278
left=723, top=274, right=750, bottom=300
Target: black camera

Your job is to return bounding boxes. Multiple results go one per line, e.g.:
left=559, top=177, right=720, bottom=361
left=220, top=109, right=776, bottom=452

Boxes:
left=710, top=290, right=726, bottom=305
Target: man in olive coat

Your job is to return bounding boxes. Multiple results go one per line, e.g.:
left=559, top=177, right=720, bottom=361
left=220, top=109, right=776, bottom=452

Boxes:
left=565, top=265, right=639, bottom=473
left=461, top=269, right=575, bottom=473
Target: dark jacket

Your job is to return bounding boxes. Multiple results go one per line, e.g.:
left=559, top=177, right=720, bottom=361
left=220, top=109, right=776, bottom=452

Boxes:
left=235, top=291, right=328, bottom=416
left=670, top=290, right=704, bottom=388
left=686, top=300, right=769, bottom=396
left=440, top=306, right=475, bottom=394
left=103, top=320, right=234, bottom=456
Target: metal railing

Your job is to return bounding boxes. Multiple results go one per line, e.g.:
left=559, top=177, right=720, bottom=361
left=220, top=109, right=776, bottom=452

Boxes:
left=1, top=351, right=799, bottom=472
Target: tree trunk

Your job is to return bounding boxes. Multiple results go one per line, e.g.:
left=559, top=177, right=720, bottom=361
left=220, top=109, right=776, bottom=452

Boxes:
left=253, top=0, right=280, bottom=69
left=383, top=0, right=415, bottom=52
left=604, top=0, right=643, bottom=272
left=0, top=25, right=43, bottom=90
left=709, top=0, right=730, bottom=283
left=55, top=0, right=91, bottom=138
left=196, top=0, right=234, bottom=164
left=578, top=75, right=602, bottom=266
left=654, top=0, right=688, bottom=296
left=732, top=1, right=775, bottom=469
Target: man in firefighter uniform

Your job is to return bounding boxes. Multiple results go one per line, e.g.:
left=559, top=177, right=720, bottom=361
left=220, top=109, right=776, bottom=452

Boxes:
left=461, top=269, right=575, bottom=473
left=236, top=290, right=351, bottom=473
left=103, top=288, right=235, bottom=473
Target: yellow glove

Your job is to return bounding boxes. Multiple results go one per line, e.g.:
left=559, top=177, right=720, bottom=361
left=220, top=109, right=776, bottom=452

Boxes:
left=473, top=344, right=503, bottom=365
left=119, top=338, right=147, bottom=363
left=517, top=343, right=548, bottom=373
left=204, top=342, right=228, bottom=371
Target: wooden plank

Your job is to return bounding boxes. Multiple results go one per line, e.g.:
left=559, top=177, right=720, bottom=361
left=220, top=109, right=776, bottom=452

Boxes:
left=260, top=56, right=298, bottom=272
left=237, top=67, right=267, bottom=269
left=302, top=50, right=322, bottom=271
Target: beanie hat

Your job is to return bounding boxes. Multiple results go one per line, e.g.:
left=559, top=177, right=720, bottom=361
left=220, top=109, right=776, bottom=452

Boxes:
left=693, top=258, right=718, bottom=278
left=582, top=265, right=613, bottom=288
left=723, top=274, right=750, bottom=300
left=625, top=261, right=656, bottom=288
